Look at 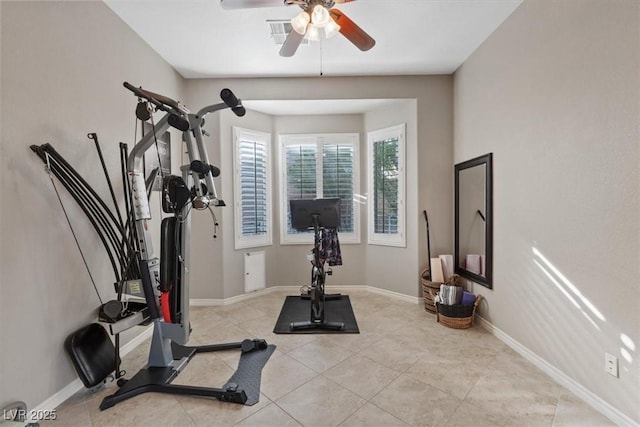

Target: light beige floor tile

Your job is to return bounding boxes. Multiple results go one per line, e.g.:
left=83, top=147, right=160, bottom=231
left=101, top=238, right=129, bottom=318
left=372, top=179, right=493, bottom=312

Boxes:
left=235, top=402, right=302, bottom=426
left=376, top=302, right=427, bottom=325
left=277, top=376, right=366, bottom=427
left=39, top=401, right=92, bottom=427
left=252, top=295, right=293, bottom=315
left=189, top=308, right=228, bottom=330
left=288, top=340, right=354, bottom=373
left=358, top=336, right=427, bottom=373
left=355, top=313, right=409, bottom=334
left=488, top=351, right=566, bottom=399
left=87, top=392, right=194, bottom=427
left=260, top=352, right=318, bottom=401
left=339, top=402, right=409, bottom=427
left=266, top=332, right=318, bottom=354
left=323, top=354, right=400, bottom=400
left=350, top=297, right=389, bottom=312
left=384, top=322, right=437, bottom=352
left=209, top=348, right=245, bottom=370
left=414, top=315, right=456, bottom=339
left=238, top=314, right=282, bottom=337
left=464, top=370, right=558, bottom=425
left=444, top=401, right=508, bottom=427
left=404, top=352, right=490, bottom=400
left=314, top=331, right=383, bottom=353
left=370, top=374, right=462, bottom=427
left=223, top=302, right=272, bottom=324
left=171, top=351, right=236, bottom=387
left=177, top=393, right=270, bottom=427
left=552, top=393, right=617, bottom=426
left=190, top=320, right=257, bottom=346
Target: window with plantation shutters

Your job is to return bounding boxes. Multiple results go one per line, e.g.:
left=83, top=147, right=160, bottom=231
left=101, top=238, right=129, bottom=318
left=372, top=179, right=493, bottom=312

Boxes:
left=368, top=124, right=406, bottom=247
left=322, top=143, right=355, bottom=234
left=280, top=133, right=360, bottom=244
left=233, top=127, right=272, bottom=249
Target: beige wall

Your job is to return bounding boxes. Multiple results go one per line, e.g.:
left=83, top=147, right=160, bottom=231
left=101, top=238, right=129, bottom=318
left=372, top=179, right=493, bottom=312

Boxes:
left=0, top=1, right=184, bottom=410
left=454, top=0, right=639, bottom=423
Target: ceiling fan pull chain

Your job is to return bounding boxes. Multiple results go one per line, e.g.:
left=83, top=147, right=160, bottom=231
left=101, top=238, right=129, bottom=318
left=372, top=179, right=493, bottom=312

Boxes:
left=320, top=37, right=324, bottom=76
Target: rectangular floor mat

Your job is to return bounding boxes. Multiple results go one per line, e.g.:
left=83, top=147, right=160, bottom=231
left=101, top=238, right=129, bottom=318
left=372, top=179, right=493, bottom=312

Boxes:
left=273, top=295, right=360, bottom=334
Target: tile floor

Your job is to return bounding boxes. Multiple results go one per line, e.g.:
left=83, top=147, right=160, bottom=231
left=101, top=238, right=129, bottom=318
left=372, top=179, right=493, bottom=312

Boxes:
left=43, top=288, right=615, bottom=426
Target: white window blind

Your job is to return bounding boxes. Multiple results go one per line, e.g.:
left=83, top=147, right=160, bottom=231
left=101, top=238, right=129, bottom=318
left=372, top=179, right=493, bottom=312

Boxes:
left=280, top=133, right=359, bottom=244
left=233, top=127, right=272, bottom=249
left=322, top=143, right=355, bottom=233
left=368, top=124, right=405, bottom=247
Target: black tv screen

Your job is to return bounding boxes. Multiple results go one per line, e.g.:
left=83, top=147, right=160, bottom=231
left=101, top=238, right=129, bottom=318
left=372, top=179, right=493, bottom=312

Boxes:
left=289, top=198, right=341, bottom=230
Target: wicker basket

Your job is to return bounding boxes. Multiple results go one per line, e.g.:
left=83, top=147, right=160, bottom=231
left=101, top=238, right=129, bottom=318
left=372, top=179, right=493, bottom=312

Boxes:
left=429, top=289, right=483, bottom=329
left=420, top=268, right=440, bottom=313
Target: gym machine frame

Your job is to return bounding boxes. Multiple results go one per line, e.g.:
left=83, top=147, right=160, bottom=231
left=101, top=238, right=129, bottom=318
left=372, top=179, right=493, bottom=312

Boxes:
left=289, top=198, right=344, bottom=331
left=100, top=83, right=261, bottom=410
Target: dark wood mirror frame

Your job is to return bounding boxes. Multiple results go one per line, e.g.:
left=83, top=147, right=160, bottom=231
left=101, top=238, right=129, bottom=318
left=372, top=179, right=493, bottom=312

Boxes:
left=455, top=153, right=493, bottom=289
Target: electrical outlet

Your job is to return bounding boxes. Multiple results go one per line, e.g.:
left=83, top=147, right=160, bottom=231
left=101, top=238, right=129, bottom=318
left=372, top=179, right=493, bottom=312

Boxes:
left=605, top=353, right=619, bottom=377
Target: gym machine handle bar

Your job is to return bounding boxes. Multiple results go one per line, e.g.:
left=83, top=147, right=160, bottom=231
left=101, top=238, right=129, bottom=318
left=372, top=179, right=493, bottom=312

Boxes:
left=123, top=81, right=187, bottom=115
left=220, top=88, right=246, bottom=117
left=123, top=82, right=245, bottom=118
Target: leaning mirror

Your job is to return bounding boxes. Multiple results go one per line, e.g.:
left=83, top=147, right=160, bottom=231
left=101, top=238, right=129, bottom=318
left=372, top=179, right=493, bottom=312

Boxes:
left=455, top=153, right=493, bottom=288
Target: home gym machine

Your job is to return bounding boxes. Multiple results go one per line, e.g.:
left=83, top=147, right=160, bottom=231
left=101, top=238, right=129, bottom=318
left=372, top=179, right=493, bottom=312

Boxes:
left=96, top=83, right=272, bottom=410
left=289, top=198, right=345, bottom=331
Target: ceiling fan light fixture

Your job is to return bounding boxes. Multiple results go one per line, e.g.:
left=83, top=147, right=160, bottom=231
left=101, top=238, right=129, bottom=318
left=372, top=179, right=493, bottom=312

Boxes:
left=291, top=11, right=310, bottom=34
left=324, top=19, right=340, bottom=38
left=310, top=4, right=331, bottom=28
left=304, top=24, right=320, bottom=41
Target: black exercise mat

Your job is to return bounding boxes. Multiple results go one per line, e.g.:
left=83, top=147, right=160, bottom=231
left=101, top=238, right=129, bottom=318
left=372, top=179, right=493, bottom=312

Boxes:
left=273, top=295, right=360, bottom=334
left=223, top=344, right=276, bottom=405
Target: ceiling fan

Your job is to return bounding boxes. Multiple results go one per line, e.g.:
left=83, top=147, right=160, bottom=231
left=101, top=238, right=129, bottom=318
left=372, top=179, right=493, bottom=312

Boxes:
left=220, top=0, right=375, bottom=57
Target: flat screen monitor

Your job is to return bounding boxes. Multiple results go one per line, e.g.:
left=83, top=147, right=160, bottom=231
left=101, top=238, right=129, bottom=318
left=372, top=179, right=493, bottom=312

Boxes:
left=290, top=198, right=341, bottom=230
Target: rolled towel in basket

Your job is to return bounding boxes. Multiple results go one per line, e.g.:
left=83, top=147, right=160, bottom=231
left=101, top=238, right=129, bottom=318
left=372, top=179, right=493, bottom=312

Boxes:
left=438, top=284, right=464, bottom=305
left=461, top=291, right=476, bottom=306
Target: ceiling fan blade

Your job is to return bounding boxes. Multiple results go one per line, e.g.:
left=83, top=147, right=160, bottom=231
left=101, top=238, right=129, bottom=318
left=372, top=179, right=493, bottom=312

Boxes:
left=220, top=0, right=290, bottom=10
left=279, top=28, right=305, bottom=57
left=329, top=8, right=375, bottom=51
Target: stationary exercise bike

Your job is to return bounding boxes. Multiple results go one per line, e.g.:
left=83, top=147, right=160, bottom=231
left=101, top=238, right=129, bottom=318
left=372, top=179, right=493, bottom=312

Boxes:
left=289, top=199, right=344, bottom=331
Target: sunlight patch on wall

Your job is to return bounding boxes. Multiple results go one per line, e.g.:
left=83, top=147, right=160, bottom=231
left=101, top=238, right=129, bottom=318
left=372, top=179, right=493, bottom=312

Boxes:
left=620, top=333, right=635, bottom=364
left=532, top=246, right=606, bottom=330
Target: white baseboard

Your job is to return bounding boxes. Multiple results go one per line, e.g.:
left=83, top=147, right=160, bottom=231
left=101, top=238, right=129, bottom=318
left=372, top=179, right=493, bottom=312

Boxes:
left=191, top=286, right=278, bottom=306
left=30, top=378, right=84, bottom=415
left=32, top=324, right=153, bottom=414
left=476, top=316, right=637, bottom=427
left=190, top=285, right=422, bottom=306
left=189, top=298, right=226, bottom=306
left=357, top=285, right=422, bottom=304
